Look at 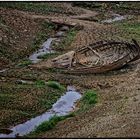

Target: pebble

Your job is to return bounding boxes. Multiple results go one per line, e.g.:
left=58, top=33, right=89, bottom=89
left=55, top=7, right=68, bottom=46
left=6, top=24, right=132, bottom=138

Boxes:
left=60, top=26, right=69, bottom=31
left=55, top=31, right=65, bottom=37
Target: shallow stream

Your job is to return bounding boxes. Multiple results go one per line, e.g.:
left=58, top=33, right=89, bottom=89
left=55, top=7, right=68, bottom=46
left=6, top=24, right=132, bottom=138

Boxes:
left=101, top=14, right=126, bottom=23
left=0, top=86, right=82, bottom=138
left=29, top=26, right=69, bottom=63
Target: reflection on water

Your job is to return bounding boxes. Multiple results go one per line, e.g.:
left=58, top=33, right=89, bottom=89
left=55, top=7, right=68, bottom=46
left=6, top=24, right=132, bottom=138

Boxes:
left=0, top=86, right=81, bottom=138
left=29, top=38, right=56, bottom=63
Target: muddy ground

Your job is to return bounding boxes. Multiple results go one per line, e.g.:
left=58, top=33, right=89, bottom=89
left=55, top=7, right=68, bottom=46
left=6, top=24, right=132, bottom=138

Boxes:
left=0, top=2, right=140, bottom=138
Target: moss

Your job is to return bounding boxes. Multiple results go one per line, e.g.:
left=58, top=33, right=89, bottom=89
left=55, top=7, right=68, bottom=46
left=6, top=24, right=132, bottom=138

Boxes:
left=46, top=81, right=65, bottom=90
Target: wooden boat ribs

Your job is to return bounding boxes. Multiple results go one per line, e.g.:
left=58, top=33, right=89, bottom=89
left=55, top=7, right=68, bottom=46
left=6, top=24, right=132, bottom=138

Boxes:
left=51, top=39, right=140, bottom=74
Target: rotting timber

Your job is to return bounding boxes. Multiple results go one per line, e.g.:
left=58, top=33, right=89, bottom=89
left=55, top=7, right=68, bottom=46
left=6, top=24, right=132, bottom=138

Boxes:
left=49, top=39, right=140, bottom=74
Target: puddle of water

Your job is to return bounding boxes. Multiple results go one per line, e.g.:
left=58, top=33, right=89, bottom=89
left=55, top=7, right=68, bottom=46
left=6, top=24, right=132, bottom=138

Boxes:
left=0, top=86, right=82, bottom=138
left=29, top=38, right=56, bottom=63
left=101, top=14, right=126, bottom=23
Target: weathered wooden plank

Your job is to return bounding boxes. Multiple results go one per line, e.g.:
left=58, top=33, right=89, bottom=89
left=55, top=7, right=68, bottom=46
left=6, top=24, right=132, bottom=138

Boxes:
left=50, top=39, right=140, bottom=74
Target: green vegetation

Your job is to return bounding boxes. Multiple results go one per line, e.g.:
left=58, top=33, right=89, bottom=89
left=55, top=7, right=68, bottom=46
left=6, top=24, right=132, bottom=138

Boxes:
left=35, top=114, right=74, bottom=132
left=32, top=21, right=56, bottom=50
left=26, top=113, right=75, bottom=137
left=34, top=80, right=46, bottom=88
left=72, top=2, right=102, bottom=9
left=78, top=90, right=98, bottom=112
left=46, top=81, right=65, bottom=90
left=0, top=81, right=65, bottom=128
left=0, top=94, right=15, bottom=103
left=73, top=2, right=140, bottom=14
left=25, top=89, right=98, bottom=137
left=17, top=59, right=32, bottom=67
left=19, top=21, right=56, bottom=65
left=109, top=2, right=140, bottom=11
left=120, top=22, right=140, bottom=33
left=16, top=21, right=55, bottom=65
left=0, top=14, right=56, bottom=65
left=34, top=80, right=66, bottom=89
left=0, top=2, right=60, bottom=14
left=42, top=21, right=56, bottom=31
left=0, top=2, right=76, bottom=15
left=82, top=90, right=98, bottom=104
left=38, top=90, right=64, bottom=110
left=47, top=67, right=60, bottom=73
left=37, top=53, right=59, bottom=60
left=53, top=28, right=77, bottom=51
left=114, top=21, right=140, bottom=41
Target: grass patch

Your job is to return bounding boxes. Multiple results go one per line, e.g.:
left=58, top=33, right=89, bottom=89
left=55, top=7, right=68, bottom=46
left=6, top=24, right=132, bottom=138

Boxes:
left=82, top=90, right=98, bottom=104
left=0, top=110, right=32, bottom=129
left=114, top=21, right=140, bottom=41
left=37, top=52, right=59, bottom=60
left=46, top=81, right=65, bottom=90
left=0, top=2, right=75, bottom=15
left=0, top=2, right=59, bottom=14
left=73, top=2, right=140, bottom=14
left=78, top=90, right=98, bottom=112
left=26, top=113, right=75, bottom=137
left=17, top=59, right=32, bottom=67
left=0, top=81, right=65, bottom=128
left=34, top=80, right=46, bottom=88
left=47, top=67, right=61, bottom=73
left=72, top=2, right=102, bottom=9
left=108, top=2, right=140, bottom=13
left=0, top=94, right=15, bottom=104
left=53, top=28, right=77, bottom=51
left=32, top=21, right=56, bottom=50
left=38, top=89, right=65, bottom=110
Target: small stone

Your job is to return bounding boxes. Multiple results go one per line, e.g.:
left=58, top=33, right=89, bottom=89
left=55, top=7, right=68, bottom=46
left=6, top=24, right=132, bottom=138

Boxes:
left=60, top=26, right=69, bottom=31
left=55, top=31, right=65, bottom=37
